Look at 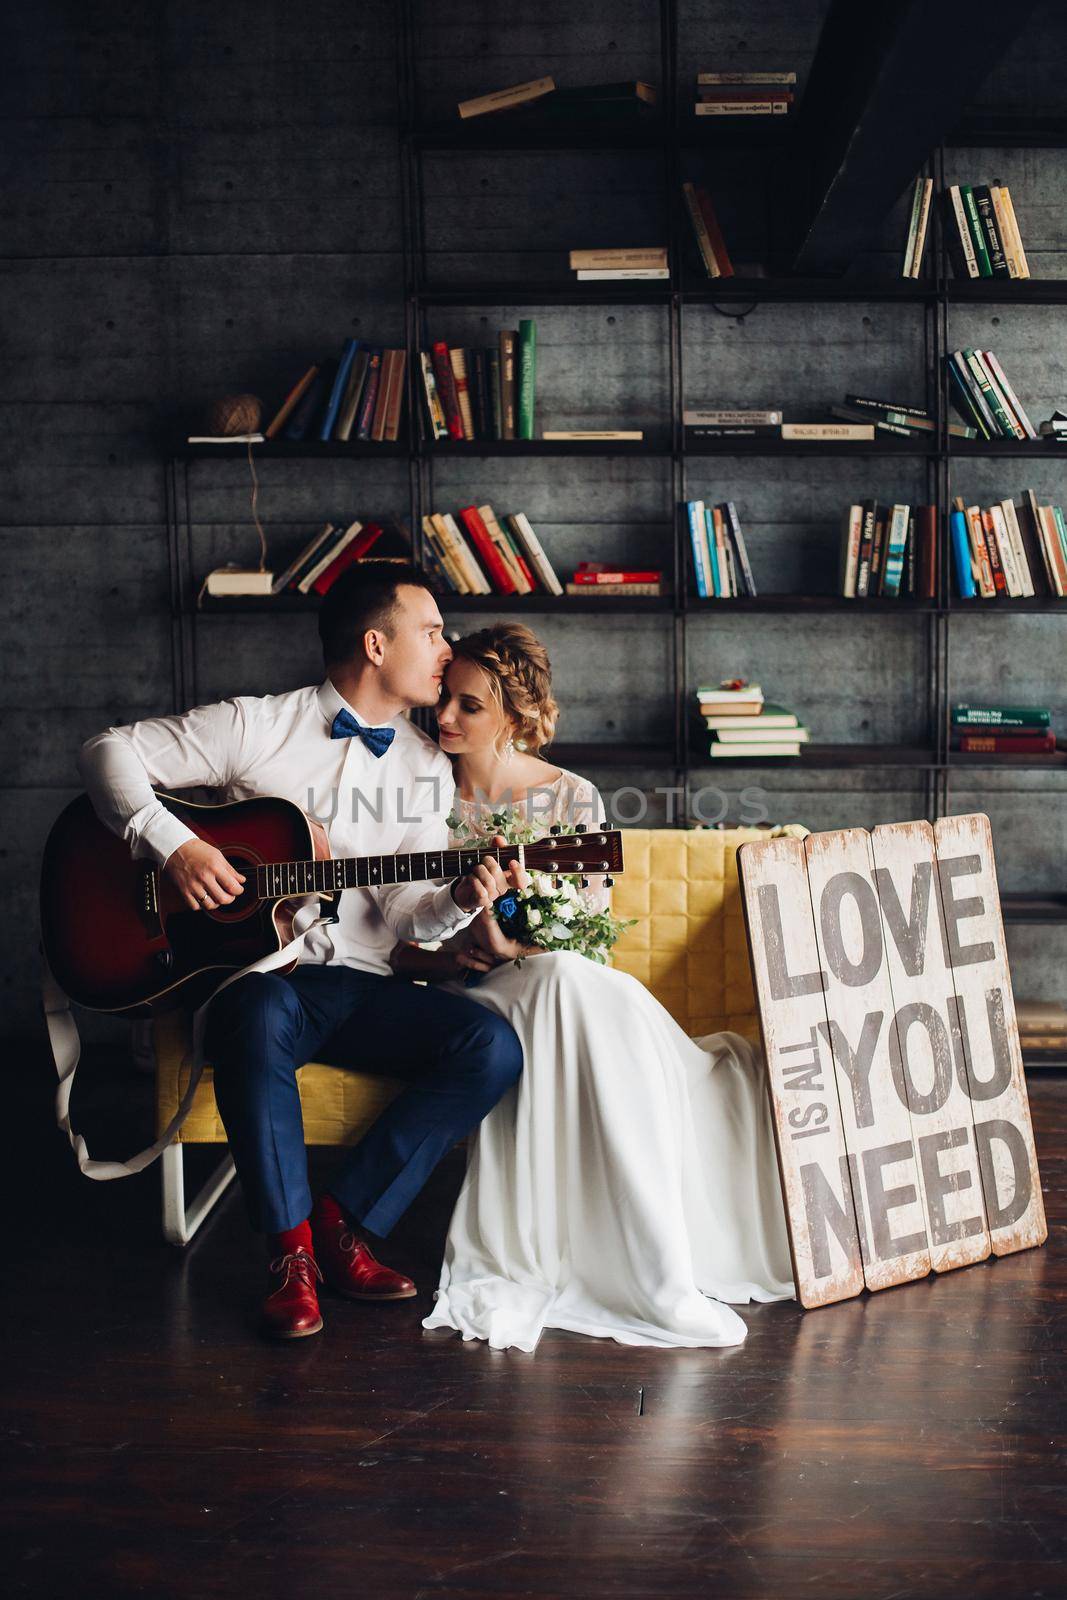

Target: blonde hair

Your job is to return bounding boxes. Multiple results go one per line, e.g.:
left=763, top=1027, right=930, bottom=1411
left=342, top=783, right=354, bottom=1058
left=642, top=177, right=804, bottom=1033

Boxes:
left=451, top=622, right=559, bottom=754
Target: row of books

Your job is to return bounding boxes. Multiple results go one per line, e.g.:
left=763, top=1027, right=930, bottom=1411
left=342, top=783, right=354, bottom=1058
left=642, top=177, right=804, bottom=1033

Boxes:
left=946, top=349, right=1036, bottom=440
left=268, top=344, right=406, bottom=444
left=951, top=492, right=1067, bottom=599
left=685, top=501, right=757, bottom=597
left=421, top=326, right=535, bottom=442
left=840, top=504, right=937, bottom=600
left=943, top=183, right=1031, bottom=280
left=695, top=681, right=808, bottom=758
left=421, top=505, right=561, bottom=596
left=952, top=703, right=1061, bottom=759
left=693, top=70, right=796, bottom=117
left=898, top=178, right=1031, bottom=281
left=683, top=396, right=976, bottom=442
left=457, top=77, right=657, bottom=122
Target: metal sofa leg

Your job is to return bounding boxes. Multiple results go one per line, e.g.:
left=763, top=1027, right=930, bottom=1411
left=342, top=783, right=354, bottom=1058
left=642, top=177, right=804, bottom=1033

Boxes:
left=161, top=1142, right=237, bottom=1247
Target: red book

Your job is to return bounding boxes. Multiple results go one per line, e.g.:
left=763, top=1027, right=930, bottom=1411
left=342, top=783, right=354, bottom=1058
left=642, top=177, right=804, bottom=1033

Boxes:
left=916, top=504, right=937, bottom=600
left=981, top=508, right=1008, bottom=594
left=431, top=342, right=464, bottom=440
left=698, top=88, right=795, bottom=103
left=695, top=187, right=734, bottom=277
left=958, top=731, right=1056, bottom=754
left=311, top=523, right=384, bottom=595
left=457, top=506, right=517, bottom=593
left=573, top=568, right=663, bottom=584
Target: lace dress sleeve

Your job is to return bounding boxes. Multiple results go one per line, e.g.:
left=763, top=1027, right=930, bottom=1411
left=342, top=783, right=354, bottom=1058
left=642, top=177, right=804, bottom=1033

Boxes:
left=553, top=771, right=611, bottom=914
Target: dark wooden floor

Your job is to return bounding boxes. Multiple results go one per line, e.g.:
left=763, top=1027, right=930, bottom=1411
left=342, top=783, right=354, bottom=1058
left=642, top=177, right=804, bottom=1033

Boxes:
left=5, top=1047, right=1066, bottom=1599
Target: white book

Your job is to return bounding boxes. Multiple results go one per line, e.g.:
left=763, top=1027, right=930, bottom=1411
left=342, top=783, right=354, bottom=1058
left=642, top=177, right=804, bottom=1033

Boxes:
left=541, top=430, right=644, bottom=440
left=696, top=684, right=763, bottom=701
left=842, top=503, right=862, bottom=598
left=684, top=408, right=782, bottom=426
left=205, top=567, right=274, bottom=596
left=1000, top=498, right=1035, bottom=597
left=438, top=513, right=491, bottom=594
left=187, top=433, right=265, bottom=445
left=715, top=726, right=810, bottom=743
left=710, top=741, right=802, bottom=757
left=697, top=72, right=797, bottom=85
left=948, top=186, right=979, bottom=277
left=989, top=502, right=1023, bottom=597
left=908, top=177, right=933, bottom=278
left=781, top=422, right=873, bottom=440
left=296, top=522, right=362, bottom=593
left=575, top=268, right=669, bottom=279
left=902, top=176, right=925, bottom=278
left=507, top=512, right=564, bottom=596
left=694, top=101, right=790, bottom=115
left=458, top=76, right=555, bottom=120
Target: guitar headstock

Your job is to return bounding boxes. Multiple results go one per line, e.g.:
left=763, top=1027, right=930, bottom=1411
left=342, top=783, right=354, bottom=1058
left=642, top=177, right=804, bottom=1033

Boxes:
left=514, top=829, right=625, bottom=876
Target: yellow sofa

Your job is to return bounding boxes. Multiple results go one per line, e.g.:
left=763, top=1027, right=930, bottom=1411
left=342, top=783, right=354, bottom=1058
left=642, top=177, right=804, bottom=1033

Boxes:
left=154, top=825, right=790, bottom=1243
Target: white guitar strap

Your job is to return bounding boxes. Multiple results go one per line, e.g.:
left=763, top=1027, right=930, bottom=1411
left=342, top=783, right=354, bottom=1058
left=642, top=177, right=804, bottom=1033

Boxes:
left=42, top=899, right=331, bottom=1181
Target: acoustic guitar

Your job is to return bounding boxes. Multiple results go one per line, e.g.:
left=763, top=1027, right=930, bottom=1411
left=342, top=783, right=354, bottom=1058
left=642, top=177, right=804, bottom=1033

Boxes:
left=40, top=792, right=625, bottom=1015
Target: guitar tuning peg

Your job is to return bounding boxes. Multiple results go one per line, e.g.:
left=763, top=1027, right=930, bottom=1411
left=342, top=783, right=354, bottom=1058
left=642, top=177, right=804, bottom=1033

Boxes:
left=574, top=823, right=587, bottom=834
left=580, top=876, right=590, bottom=889
left=549, top=823, right=562, bottom=835
left=552, top=875, right=561, bottom=890
left=604, top=875, right=615, bottom=888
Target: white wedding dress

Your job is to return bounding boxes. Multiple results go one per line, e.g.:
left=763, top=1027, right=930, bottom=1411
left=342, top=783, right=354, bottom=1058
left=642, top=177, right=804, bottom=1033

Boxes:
left=421, top=769, right=796, bottom=1353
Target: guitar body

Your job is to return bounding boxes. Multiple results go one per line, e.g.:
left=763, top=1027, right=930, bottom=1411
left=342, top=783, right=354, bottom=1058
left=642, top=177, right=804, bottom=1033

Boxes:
left=40, top=792, right=323, bottom=1014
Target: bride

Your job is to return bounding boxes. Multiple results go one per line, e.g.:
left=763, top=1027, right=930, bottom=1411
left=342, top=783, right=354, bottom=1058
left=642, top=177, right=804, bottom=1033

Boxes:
left=389, top=622, right=795, bottom=1352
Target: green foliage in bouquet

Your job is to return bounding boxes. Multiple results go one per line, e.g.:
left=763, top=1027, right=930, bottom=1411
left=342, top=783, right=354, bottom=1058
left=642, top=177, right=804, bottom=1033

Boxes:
left=449, top=806, right=635, bottom=966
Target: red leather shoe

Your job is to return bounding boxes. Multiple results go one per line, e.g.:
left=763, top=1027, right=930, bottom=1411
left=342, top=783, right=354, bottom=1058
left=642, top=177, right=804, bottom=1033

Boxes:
left=261, top=1248, right=324, bottom=1339
left=311, top=1205, right=417, bottom=1302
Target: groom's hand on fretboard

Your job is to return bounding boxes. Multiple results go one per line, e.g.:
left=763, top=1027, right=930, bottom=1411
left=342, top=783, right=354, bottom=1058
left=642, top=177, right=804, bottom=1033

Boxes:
left=450, top=832, right=529, bottom=913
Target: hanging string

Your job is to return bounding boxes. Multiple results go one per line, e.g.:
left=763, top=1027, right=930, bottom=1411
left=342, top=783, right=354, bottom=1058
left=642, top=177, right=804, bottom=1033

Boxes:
left=247, top=438, right=268, bottom=571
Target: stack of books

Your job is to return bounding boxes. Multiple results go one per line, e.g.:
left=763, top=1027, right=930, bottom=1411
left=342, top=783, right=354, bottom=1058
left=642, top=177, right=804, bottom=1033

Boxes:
left=685, top=500, right=757, bottom=597
left=263, top=342, right=407, bottom=444
left=568, top=247, right=668, bottom=282
left=421, top=324, right=536, bottom=442
left=943, top=183, right=1030, bottom=280
left=421, top=505, right=562, bottom=597
left=831, top=393, right=976, bottom=441
left=693, top=71, right=795, bottom=116
left=840, top=502, right=937, bottom=600
left=696, top=683, right=808, bottom=758
left=946, top=349, right=1036, bottom=440
left=951, top=491, right=1067, bottom=599
left=901, top=175, right=934, bottom=278
left=565, top=562, right=664, bottom=597
left=684, top=407, right=781, bottom=441
left=1039, top=410, right=1067, bottom=443
left=681, top=183, right=734, bottom=278
left=457, top=78, right=657, bottom=123
left=1016, top=1001, right=1067, bottom=1058
left=952, top=703, right=1061, bottom=760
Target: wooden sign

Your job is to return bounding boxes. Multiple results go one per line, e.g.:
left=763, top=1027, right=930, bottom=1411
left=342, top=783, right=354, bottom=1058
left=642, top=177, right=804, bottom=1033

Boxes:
left=737, top=814, right=1047, bottom=1308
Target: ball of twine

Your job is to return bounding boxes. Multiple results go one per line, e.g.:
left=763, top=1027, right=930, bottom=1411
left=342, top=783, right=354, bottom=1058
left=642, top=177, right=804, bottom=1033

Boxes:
left=207, top=393, right=262, bottom=435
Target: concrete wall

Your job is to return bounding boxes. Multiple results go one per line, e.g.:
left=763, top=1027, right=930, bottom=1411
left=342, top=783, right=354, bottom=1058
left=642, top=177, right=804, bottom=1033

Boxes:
left=6, top=0, right=1066, bottom=1039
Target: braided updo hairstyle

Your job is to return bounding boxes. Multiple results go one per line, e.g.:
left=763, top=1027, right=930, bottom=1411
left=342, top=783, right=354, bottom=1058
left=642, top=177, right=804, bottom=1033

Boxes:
left=451, top=622, right=560, bottom=756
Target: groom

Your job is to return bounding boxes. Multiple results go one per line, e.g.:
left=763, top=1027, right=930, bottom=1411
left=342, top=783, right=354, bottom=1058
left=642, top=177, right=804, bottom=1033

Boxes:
left=78, top=561, right=526, bottom=1339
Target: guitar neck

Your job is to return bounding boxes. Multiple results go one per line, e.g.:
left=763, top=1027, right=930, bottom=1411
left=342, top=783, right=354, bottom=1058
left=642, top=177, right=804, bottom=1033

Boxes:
left=255, top=844, right=514, bottom=900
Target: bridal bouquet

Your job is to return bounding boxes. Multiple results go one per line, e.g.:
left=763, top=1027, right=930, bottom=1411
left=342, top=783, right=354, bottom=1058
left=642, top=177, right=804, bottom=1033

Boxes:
left=449, top=807, right=635, bottom=965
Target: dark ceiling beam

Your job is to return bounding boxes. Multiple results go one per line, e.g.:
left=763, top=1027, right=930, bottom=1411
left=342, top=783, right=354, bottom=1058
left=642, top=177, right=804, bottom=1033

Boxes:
left=791, top=0, right=1045, bottom=275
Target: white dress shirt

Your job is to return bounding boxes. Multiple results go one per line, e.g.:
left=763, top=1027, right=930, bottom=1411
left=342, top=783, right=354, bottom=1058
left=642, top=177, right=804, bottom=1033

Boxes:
left=78, top=679, right=477, bottom=976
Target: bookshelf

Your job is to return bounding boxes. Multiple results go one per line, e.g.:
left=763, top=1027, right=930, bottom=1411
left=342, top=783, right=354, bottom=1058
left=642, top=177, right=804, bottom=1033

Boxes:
left=165, top=0, right=1067, bottom=965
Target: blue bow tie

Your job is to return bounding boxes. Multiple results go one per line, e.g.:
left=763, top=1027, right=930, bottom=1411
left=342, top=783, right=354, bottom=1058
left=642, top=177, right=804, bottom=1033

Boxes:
left=330, top=708, right=396, bottom=757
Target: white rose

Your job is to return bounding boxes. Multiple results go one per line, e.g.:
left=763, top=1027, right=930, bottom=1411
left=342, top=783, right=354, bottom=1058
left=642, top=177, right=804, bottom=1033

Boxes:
left=533, top=873, right=554, bottom=895
left=526, top=907, right=542, bottom=928
left=553, top=900, right=575, bottom=922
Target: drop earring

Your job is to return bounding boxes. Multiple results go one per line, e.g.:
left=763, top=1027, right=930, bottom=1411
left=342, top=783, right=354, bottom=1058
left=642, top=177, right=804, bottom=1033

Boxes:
left=502, top=735, right=516, bottom=760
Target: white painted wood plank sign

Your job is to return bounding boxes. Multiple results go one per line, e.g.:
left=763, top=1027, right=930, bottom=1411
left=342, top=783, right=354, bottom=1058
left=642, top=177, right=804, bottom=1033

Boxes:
left=737, top=814, right=1047, bottom=1308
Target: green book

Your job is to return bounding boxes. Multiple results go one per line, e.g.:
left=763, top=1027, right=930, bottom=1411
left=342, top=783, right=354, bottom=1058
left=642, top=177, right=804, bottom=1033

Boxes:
left=518, top=318, right=536, bottom=441
left=1053, top=506, right=1067, bottom=569
left=960, top=185, right=992, bottom=277
left=952, top=704, right=1051, bottom=727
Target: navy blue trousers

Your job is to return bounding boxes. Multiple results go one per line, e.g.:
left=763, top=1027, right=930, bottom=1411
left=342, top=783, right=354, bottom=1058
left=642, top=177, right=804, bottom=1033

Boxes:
left=203, top=964, right=524, bottom=1236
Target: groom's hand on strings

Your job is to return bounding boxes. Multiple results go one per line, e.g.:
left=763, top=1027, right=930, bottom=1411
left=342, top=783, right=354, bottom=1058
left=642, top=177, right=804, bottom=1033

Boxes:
left=450, top=832, right=529, bottom=913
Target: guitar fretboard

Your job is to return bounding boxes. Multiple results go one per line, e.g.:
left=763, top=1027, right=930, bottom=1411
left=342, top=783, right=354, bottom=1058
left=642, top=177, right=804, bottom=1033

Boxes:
left=255, top=846, right=505, bottom=900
